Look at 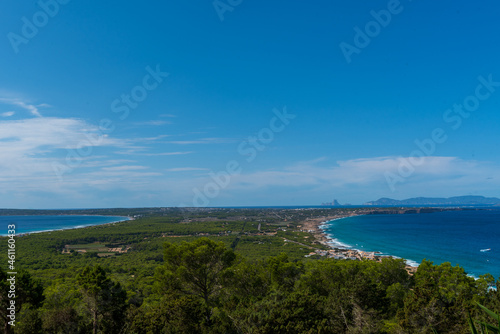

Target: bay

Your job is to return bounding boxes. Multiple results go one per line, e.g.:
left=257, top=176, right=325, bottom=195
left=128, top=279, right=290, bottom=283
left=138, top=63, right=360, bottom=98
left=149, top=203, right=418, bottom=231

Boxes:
left=321, top=209, right=500, bottom=279
left=0, top=215, right=130, bottom=236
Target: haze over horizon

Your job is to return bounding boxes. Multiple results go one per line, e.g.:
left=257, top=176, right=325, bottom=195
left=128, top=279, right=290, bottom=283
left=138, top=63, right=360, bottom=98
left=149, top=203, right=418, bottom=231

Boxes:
left=1, top=0, right=500, bottom=209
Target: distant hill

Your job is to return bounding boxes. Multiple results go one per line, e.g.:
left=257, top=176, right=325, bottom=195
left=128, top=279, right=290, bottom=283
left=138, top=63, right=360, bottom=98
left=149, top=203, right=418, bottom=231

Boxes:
left=364, top=196, right=500, bottom=206
left=321, top=199, right=342, bottom=206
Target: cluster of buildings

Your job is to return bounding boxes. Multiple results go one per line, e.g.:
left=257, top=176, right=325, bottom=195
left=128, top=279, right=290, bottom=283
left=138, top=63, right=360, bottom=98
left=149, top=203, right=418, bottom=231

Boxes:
left=305, top=248, right=380, bottom=261
left=61, top=245, right=130, bottom=255
left=304, top=248, right=418, bottom=274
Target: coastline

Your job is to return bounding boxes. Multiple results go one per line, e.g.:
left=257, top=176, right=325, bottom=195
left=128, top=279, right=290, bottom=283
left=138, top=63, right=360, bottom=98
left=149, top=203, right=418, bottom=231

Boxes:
left=304, top=208, right=500, bottom=279
left=303, top=210, right=422, bottom=274
left=1, top=215, right=133, bottom=236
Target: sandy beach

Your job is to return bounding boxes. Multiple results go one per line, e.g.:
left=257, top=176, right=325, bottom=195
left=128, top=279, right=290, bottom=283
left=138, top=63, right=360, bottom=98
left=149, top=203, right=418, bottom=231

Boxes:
left=4, top=215, right=133, bottom=236
left=302, top=211, right=419, bottom=274
left=302, top=213, right=360, bottom=246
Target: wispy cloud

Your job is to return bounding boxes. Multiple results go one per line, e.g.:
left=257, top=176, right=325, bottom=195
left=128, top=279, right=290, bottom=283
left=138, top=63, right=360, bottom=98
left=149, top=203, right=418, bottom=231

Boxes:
left=1, top=111, right=15, bottom=117
left=179, top=156, right=500, bottom=204
left=0, top=117, right=127, bottom=182
left=167, top=137, right=236, bottom=145
left=0, top=98, right=45, bottom=117
left=115, top=150, right=193, bottom=156
left=0, top=117, right=122, bottom=154
left=227, top=156, right=483, bottom=189
left=133, top=120, right=171, bottom=126
left=132, top=135, right=170, bottom=142
left=0, top=113, right=173, bottom=206
left=143, top=151, right=194, bottom=156
left=101, top=165, right=149, bottom=171
left=165, top=167, right=209, bottom=172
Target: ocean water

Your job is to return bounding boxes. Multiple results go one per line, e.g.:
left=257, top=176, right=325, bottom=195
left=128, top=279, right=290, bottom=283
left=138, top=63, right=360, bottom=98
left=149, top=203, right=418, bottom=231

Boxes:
left=0, top=215, right=130, bottom=236
left=321, top=209, right=500, bottom=279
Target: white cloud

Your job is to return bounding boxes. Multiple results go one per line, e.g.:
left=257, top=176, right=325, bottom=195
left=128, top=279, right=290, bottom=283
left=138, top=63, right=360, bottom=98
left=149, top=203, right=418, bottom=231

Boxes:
left=132, top=135, right=170, bottom=142
left=1, top=111, right=15, bottom=117
left=0, top=98, right=44, bottom=117
left=133, top=120, right=171, bottom=126
left=115, top=150, right=193, bottom=156
left=0, top=117, right=122, bottom=153
left=144, top=151, right=194, bottom=156
left=2, top=106, right=499, bottom=210
left=165, top=167, right=209, bottom=172
left=167, top=137, right=236, bottom=145
left=101, top=165, right=149, bottom=171
left=0, top=117, right=127, bottom=183
left=185, top=156, right=500, bottom=201
left=0, top=111, right=192, bottom=202
left=152, top=156, right=499, bottom=206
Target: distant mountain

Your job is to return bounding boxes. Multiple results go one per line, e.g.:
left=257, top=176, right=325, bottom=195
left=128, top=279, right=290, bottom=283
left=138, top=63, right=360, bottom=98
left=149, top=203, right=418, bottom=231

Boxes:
left=364, top=196, right=500, bottom=206
left=321, top=199, right=342, bottom=206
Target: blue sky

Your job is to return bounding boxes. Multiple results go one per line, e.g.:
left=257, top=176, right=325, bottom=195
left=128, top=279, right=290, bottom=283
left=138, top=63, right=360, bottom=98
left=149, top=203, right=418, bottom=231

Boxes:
left=1, top=0, right=500, bottom=208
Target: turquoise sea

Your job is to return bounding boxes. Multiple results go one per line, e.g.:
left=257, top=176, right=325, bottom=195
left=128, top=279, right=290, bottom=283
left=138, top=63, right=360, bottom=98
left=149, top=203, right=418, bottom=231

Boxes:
left=321, top=209, right=500, bottom=279
left=0, top=215, right=130, bottom=236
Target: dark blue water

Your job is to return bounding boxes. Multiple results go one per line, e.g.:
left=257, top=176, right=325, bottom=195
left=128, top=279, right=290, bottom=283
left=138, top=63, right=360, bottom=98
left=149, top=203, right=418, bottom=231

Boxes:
left=322, top=209, right=500, bottom=279
left=0, top=215, right=130, bottom=236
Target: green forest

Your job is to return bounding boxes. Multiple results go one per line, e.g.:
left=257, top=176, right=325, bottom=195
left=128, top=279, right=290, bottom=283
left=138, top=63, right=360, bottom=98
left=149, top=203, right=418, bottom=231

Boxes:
left=0, top=208, right=499, bottom=333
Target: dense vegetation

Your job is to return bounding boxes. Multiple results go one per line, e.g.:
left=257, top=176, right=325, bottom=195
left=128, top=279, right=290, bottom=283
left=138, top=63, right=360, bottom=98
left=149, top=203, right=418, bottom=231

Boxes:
left=0, top=208, right=499, bottom=333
